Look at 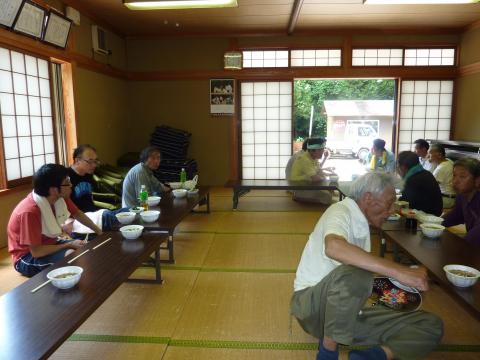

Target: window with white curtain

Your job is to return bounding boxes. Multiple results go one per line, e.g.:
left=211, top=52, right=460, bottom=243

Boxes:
left=241, top=81, right=292, bottom=179
left=398, top=80, right=453, bottom=152
left=0, top=47, right=55, bottom=184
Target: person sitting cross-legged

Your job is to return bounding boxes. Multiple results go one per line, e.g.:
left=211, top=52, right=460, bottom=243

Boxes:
left=396, top=150, right=443, bottom=216
left=366, top=138, right=396, bottom=173
left=291, top=172, right=443, bottom=360
left=122, top=146, right=171, bottom=208
left=7, top=164, right=103, bottom=277
left=68, top=144, right=128, bottom=233
left=442, top=157, right=480, bottom=246
left=288, top=137, right=335, bottom=205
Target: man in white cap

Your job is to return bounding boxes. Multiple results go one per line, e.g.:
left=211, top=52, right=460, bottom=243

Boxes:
left=289, top=137, right=334, bottom=205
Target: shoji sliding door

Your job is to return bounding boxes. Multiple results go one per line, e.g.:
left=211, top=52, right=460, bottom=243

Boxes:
left=240, top=81, right=292, bottom=180
left=398, top=80, right=453, bottom=152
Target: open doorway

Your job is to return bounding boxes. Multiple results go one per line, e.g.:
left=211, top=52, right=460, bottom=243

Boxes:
left=293, top=79, right=396, bottom=180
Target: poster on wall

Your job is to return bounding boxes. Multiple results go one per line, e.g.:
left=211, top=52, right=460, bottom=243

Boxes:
left=43, top=11, right=72, bottom=48
left=210, top=79, right=235, bottom=115
left=13, top=0, right=46, bottom=39
left=0, top=0, right=24, bottom=28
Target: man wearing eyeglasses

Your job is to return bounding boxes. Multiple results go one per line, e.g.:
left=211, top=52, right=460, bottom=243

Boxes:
left=7, top=164, right=102, bottom=277
left=68, top=144, right=126, bottom=231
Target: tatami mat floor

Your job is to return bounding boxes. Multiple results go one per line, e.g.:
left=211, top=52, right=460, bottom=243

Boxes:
left=1, top=187, right=479, bottom=359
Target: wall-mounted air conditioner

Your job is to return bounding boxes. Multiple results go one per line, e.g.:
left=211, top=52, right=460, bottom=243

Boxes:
left=92, top=25, right=109, bottom=55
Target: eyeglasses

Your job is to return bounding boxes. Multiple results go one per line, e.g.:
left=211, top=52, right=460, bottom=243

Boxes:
left=81, top=158, right=100, bottom=165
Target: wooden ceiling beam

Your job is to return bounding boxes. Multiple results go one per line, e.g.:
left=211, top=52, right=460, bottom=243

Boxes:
left=288, top=0, right=304, bottom=36
left=124, top=26, right=462, bottom=39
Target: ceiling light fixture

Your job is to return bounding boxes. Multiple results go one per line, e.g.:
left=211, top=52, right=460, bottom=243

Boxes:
left=364, top=0, right=479, bottom=3
left=124, top=0, right=238, bottom=10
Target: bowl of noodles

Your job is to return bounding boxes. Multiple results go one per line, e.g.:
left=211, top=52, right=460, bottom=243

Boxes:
left=47, top=266, right=83, bottom=290
left=443, top=264, right=480, bottom=287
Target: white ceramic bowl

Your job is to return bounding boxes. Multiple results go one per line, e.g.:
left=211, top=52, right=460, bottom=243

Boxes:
left=420, top=223, right=445, bottom=238
left=172, top=189, right=187, bottom=198
left=120, top=224, right=144, bottom=240
left=417, top=214, right=443, bottom=225
left=443, top=264, right=480, bottom=287
left=129, top=206, right=145, bottom=214
left=47, top=266, right=83, bottom=290
left=115, top=211, right=136, bottom=225
left=146, top=196, right=161, bottom=207
left=140, top=210, right=160, bottom=223
left=169, top=182, right=183, bottom=190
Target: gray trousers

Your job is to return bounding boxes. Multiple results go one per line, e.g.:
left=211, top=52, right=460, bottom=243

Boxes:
left=291, top=265, right=443, bottom=360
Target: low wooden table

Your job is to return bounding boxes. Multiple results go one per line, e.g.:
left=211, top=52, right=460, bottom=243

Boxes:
left=126, top=186, right=210, bottom=263
left=378, top=217, right=411, bottom=257
left=225, top=179, right=346, bottom=209
left=383, top=229, right=480, bottom=320
left=0, top=231, right=168, bottom=360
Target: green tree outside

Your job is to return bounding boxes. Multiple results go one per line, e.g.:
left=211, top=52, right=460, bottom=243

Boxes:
left=294, top=79, right=395, bottom=140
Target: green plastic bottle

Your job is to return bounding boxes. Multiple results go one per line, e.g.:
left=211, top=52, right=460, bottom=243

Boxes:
left=139, top=184, right=148, bottom=210
left=180, top=168, right=187, bottom=185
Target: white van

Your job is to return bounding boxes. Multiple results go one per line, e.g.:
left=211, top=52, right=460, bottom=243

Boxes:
left=328, top=122, right=378, bottom=160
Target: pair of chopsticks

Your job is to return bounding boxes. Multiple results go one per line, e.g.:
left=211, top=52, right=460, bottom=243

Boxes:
left=64, top=236, right=112, bottom=262
left=30, top=237, right=112, bottom=294
left=64, top=236, right=112, bottom=261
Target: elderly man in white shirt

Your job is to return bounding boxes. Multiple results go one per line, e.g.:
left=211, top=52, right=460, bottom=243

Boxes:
left=291, top=172, right=443, bottom=360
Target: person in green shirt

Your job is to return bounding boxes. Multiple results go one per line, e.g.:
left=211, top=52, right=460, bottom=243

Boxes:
left=289, top=138, right=335, bottom=205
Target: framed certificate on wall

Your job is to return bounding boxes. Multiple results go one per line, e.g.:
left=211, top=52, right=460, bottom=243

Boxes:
left=13, top=0, right=46, bottom=39
left=43, top=11, right=72, bottom=49
left=0, top=0, right=24, bottom=28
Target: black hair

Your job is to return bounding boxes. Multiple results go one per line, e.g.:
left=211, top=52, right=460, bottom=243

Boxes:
left=302, top=140, right=308, bottom=151
left=397, top=151, right=420, bottom=169
left=413, top=139, right=429, bottom=151
left=33, top=164, right=69, bottom=197
left=73, top=144, right=97, bottom=161
left=430, top=144, right=446, bottom=158
left=140, top=146, right=161, bottom=163
left=454, top=157, right=480, bottom=178
left=373, top=138, right=386, bottom=151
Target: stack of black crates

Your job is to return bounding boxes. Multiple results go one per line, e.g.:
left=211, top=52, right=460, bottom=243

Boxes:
left=150, top=125, right=198, bottom=183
